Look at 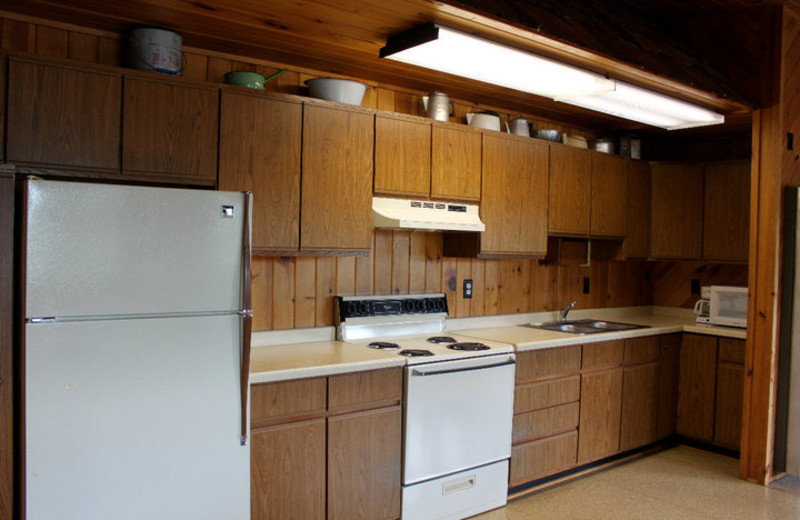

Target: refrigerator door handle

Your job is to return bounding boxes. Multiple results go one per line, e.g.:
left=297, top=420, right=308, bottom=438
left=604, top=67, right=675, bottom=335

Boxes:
left=239, top=192, right=253, bottom=446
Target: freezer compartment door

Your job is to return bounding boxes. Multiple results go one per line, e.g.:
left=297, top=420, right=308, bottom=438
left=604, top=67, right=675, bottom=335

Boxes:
left=401, top=460, right=508, bottom=520
left=25, top=315, right=249, bottom=520
left=25, top=179, right=246, bottom=318
left=403, top=354, right=515, bottom=484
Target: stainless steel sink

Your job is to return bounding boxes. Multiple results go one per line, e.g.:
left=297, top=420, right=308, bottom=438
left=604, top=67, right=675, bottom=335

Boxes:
left=527, top=319, right=649, bottom=334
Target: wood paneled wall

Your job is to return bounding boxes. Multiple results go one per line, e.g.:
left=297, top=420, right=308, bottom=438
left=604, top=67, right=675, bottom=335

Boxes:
left=650, top=261, right=749, bottom=308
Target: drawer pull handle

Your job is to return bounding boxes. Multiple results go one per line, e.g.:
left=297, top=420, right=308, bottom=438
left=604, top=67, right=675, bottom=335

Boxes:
left=442, top=475, right=475, bottom=495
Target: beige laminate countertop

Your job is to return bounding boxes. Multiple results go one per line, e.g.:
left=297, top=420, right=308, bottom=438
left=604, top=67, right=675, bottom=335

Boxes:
left=248, top=307, right=746, bottom=384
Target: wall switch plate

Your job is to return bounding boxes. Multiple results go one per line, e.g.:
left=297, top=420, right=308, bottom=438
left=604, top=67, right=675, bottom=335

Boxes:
left=463, top=279, right=473, bottom=299
left=691, top=279, right=701, bottom=294
left=583, top=277, right=590, bottom=294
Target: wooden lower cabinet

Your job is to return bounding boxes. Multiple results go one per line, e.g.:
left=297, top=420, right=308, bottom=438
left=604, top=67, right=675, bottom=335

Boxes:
left=676, top=334, right=718, bottom=441
left=657, top=334, right=681, bottom=439
left=510, top=431, right=578, bottom=486
left=328, top=407, right=402, bottom=520
left=620, top=337, right=661, bottom=451
left=251, top=368, right=402, bottom=520
left=714, top=338, right=746, bottom=449
left=251, top=419, right=326, bottom=520
left=578, top=367, right=623, bottom=463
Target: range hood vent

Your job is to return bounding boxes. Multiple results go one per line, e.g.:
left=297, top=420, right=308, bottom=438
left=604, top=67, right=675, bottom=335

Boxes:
left=372, top=197, right=485, bottom=232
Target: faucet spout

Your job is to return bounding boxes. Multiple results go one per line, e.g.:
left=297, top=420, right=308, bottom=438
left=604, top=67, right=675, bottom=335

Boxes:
left=559, top=301, right=577, bottom=322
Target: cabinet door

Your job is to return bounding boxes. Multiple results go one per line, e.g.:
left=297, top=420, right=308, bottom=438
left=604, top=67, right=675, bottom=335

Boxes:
left=122, top=77, right=218, bottom=183
left=510, top=431, right=578, bottom=486
left=577, top=367, right=623, bottom=463
left=7, top=57, right=121, bottom=172
left=328, top=407, right=402, bottom=520
left=548, top=144, right=591, bottom=236
left=623, top=160, right=652, bottom=258
left=219, top=92, right=301, bottom=252
left=480, top=135, right=549, bottom=255
left=590, top=153, right=628, bottom=237
left=657, top=334, right=681, bottom=439
left=301, top=104, right=373, bottom=252
left=715, top=338, right=745, bottom=449
left=374, top=115, right=431, bottom=198
left=620, top=362, right=660, bottom=451
left=430, top=124, right=481, bottom=202
left=676, top=334, right=717, bottom=440
left=251, top=419, right=326, bottom=520
left=703, top=161, right=750, bottom=262
left=650, top=163, right=704, bottom=259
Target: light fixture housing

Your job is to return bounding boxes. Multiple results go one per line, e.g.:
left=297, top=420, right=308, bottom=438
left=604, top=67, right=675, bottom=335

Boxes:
left=380, top=22, right=725, bottom=130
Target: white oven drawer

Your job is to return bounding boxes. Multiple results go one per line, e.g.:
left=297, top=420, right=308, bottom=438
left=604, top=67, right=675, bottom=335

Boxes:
left=402, top=460, right=508, bottom=520
left=403, top=354, right=515, bottom=484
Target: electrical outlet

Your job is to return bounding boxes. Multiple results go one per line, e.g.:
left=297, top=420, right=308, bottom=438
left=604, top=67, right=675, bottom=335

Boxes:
left=583, top=277, right=590, bottom=294
left=691, top=279, right=701, bottom=294
left=463, top=279, right=473, bottom=299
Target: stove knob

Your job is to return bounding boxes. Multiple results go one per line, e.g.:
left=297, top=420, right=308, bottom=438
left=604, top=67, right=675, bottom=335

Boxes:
left=403, top=300, right=415, bottom=313
left=346, top=302, right=357, bottom=317
left=358, top=302, right=370, bottom=316
left=415, top=300, right=426, bottom=312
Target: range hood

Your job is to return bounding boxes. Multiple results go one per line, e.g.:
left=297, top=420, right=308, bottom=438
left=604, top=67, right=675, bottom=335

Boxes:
left=372, top=197, right=485, bottom=232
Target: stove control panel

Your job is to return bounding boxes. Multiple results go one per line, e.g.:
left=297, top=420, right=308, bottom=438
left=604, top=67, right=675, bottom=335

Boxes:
left=336, top=294, right=448, bottom=321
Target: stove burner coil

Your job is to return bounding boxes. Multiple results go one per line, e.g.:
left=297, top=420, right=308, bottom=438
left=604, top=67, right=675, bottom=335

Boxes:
left=427, top=336, right=457, bottom=344
left=368, top=341, right=401, bottom=350
left=399, top=349, right=435, bottom=357
left=447, top=342, right=490, bottom=351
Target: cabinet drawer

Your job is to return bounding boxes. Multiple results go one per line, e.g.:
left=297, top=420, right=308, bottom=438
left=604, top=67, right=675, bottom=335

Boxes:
left=251, top=377, right=327, bottom=424
left=328, top=367, right=402, bottom=413
left=514, top=375, right=580, bottom=413
left=512, top=402, right=579, bottom=443
left=582, top=340, right=624, bottom=369
left=624, top=336, right=660, bottom=365
left=718, top=338, right=746, bottom=364
left=510, top=431, right=578, bottom=486
left=516, top=346, right=581, bottom=382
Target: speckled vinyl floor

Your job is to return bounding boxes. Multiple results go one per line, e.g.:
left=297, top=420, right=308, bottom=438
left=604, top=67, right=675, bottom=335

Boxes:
left=472, top=446, right=800, bottom=520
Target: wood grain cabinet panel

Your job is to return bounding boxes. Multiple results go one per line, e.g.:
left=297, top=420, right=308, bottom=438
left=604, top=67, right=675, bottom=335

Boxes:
left=578, top=367, right=623, bottom=463
left=676, top=334, right=718, bottom=440
left=513, top=402, right=580, bottom=443
left=715, top=338, right=745, bottom=449
left=328, top=407, right=402, bottom=520
left=251, top=419, right=326, bottom=520
left=549, top=144, right=591, bottom=236
left=122, top=76, right=218, bottom=183
left=624, top=160, right=652, bottom=258
left=515, top=346, right=581, bottom=383
left=624, top=336, right=660, bottom=365
left=479, top=134, right=549, bottom=256
left=657, top=334, right=681, bottom=439
left=650, top=163, right=704, bottom=259
left=582, top=340, right=624, bottom=370
left=7, top=57, right=121, bottom=172
left=301, top=104, right=373, bottom=252
left=703, top=160, right=750, bottom=262
left=620, top=362, right=660, bottom=451
left=250, top=377, right=327, bottom=426
left=219, top=91, right=302, bottom=252
left=590, top=153, right=628, bottom=237
left=374, top=115, right=431, bottom=199
left=514, top=376, right=580, bottom=414
left=430, top=124, right=482, bottom=202
left=328, top=367, right=402, bottom=413
left=510, top=431, right=578, bottom=486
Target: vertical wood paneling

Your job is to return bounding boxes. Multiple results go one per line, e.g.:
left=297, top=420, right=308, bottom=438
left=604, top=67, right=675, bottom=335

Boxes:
left=316, top=257, right=335, bottom=327
left=336, top=257, right=356, bottom=297
left=97, top=36, right=121, bottom=66
left=252, top=257, right=273, bottom=331
left=272, top=258, right=296, bottom=329
left=182, top=52, right=209, bottom=82
left=295, top=257, right=317, bottom=328
left=67, top=32, right=98, bottom=62
left=35, top=26, right=68, bottom=59
left=441, top=257, right=457, bottom=316
left=424, top=232, right=442, bottom=293
left=455, top=259, right=472, bottom=317
left=2, top=19, right=35, bottom=52
left=207, top=56, right=232, bottom=82
left=409, top=232, right=427, bottom=293
left=355, top=255, right=373, bottom=295
left=471, top=260, right=485, bottom=317
left=373, top=231, right=392, bottom=295
left=391, top=231, right=410, bottom=294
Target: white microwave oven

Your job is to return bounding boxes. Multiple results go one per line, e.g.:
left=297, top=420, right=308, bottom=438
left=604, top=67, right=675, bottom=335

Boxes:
left=708, top=285, right=748, bottom=328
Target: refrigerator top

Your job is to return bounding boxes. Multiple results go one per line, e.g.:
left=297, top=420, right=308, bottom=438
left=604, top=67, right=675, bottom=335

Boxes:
left=24, top=179, right=248, bottom=320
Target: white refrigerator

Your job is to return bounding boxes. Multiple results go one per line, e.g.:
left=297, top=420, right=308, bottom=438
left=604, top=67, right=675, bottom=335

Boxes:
left=22, top=179, right=252, bottom=520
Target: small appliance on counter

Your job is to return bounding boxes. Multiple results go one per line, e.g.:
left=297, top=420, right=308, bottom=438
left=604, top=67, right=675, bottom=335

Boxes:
left=694, top=286, right=711, bottom=324
left=705, top=285, right=748, bottom=328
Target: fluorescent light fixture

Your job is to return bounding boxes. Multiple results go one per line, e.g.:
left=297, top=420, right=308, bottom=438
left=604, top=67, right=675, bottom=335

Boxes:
left=380, top=22, right=615, bottom=100
left=564, top=82, right=725, bottom=130
left=380, top=23, right=725, bottom=130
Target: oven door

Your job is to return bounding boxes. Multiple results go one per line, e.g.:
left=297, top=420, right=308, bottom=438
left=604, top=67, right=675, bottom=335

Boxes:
left=403, top=353, right=515, bottom=485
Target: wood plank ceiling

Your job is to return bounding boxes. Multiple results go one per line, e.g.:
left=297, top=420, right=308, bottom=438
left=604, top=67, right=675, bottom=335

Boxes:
left=0, top=0, right=786, bottom=135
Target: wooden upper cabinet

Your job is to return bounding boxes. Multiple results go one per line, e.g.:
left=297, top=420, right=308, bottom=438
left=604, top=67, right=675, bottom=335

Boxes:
left=374, top=114, right=431, bottom=198
left=703, top=160, right=750, bottom=262
left=7, top=57, right=121, bottom=172
left=430, top=124, right=482, bottom=202
left=219, top=91, right=302, bottom=253
left=624, top=160, right=652, bottom=258
left=590, top=153, right=628, bottom=237
left=548, top=144, right=591, bottom=236
left=122, top=76, right=218, bottom=184
left=479, top=134, right=549, bottom=256
left=650, top=163, right=704, bottom=259
left=301, top=104, right=373, bottom=252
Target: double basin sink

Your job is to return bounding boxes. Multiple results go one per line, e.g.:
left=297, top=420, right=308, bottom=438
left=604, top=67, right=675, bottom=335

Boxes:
left=527, top=319, right=649, bottom=334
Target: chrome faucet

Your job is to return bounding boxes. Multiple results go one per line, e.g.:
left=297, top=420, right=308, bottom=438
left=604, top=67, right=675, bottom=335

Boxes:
left=559, top=301, right=577, bottom=322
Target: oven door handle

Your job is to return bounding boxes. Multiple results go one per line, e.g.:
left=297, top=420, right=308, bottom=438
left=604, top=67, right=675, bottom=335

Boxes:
left=411, top=359, right=515, bottom=377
